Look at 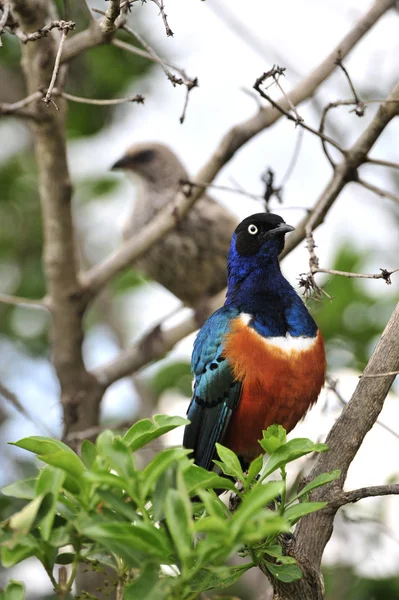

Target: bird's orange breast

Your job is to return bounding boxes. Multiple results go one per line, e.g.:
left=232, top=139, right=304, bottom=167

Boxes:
left=222, top=317, right=326, bottom=460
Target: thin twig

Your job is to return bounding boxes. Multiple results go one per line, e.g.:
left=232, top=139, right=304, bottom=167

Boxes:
left=0, top=382, right=55, bottom=436
left=313, top=266, right=399, bottom=283
left=0, top=292, right=48, bottom=309
left=254, top=69, right=345, bottom=155
left=326, top=375, right=399, bottom=442
left=12, top=19, right=75, bottom=43
left=151, top=0, right=173, bottom=37
left=43, top=22, right=75, bottom=107
left=360, top=371, right=399, bottom=378
left=0, top=0, right=10, bottom=47
left=99, top=0, right=121, bottom=34
left=60, top=90, right=144, bottom=106
left=120, top=21, right=197, bottom=121
left=270, top=65, right=304, bottom=123
left=65, top=420, right=132, bottom=443
left=356, top=177, right=399, bottom=205
left=365, top=157, right=399, bottom=170
left=331, top=484, right=399, bottom=509
left=335, top=52, right=363, bottom=114
left=0, top=91, right=44, bottom=120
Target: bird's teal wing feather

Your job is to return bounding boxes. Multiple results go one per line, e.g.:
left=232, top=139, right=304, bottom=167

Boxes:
left=183, top=306, right=242, bottom=470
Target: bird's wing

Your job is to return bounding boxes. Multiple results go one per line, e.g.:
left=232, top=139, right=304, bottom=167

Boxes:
left=183, top=306, right=242, bottom=470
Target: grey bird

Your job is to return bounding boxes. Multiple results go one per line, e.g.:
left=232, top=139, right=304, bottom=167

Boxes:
left=112, top=142, right=238, bottom=306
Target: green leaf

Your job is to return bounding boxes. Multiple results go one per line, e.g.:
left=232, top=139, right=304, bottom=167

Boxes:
left=10, top=437, right=76, bottom=457
left=189, top=563, right=253, bottom=593
left=48, top=526, right=70, bottom=548
left=3, top=580, right=25, bottom=600
left=123, top=415, right=189, bottom=451
left=142, top=448, right=191, bottom=499
left=196, top=490, right=229, bottom=520
left=81, top=440, right=97, bottom=469
left=76, top=519, right=173, bottom=568
left=96, top=490, right=138, bottom=522
left=284, top=501, right=327, bottom=525
left=164, top=473, right=193, bottom=571
left=96, top=431, right=136, bottom=479
left=35, top=466, right=65, bottom=541
left=183, top=464, right=236, bottom=494
left=290, top=470, right=341, bottom=502
left=152, top=464, right=178, bottom=522
left=38, top=452, right=85, bottom=489
left=260, top=425, right=287, bottom=454
left=260, top=439, right=328, bottom=480
left=214, top=444, right=245, bottom=482
left=263, top=561, right=302, bottom=582
left=124, top=564, right=165, bottom=600
left=2, top=478, right=36, bottom=500
left=231, top=482, right=283, bottom=537
left=55, top=552, right=75, bottom=565
left=9, top=493, right=53, bottom=534
left=1, top=537, right=38, bottom=567
left=246, top=455, right=263, bottom=487
left=84, top=471, right=129, bottom=491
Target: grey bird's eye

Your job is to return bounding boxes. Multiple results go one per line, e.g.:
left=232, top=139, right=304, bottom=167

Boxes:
left=247, top=224, right=258, bottom=235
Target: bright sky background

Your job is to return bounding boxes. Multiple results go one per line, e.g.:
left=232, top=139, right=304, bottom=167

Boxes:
left=1, top=0, right=399, bottom=595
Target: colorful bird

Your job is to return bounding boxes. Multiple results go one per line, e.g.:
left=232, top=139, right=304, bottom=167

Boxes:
left=111, top=142, right=238, bottom=306
left=183, top=213, right=326, bottom=470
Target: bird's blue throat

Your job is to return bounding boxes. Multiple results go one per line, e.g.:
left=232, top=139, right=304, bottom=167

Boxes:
left=225, top=234, right=317, bottom=338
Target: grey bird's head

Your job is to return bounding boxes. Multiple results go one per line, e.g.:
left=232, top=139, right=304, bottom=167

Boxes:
left=111, top=142, right=188, bottom=190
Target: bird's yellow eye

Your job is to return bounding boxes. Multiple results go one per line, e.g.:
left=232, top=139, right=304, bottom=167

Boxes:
left=248, top=224, right=258, bottom=235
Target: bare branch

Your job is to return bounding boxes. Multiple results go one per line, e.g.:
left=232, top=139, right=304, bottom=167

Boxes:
left=269, top=302, right=399, bottom=599
left=91, top=290, right=226, bottom=387
left=365, top=157, right=399, bottom=170
left=151, top=0, right=173, bottom=37
left=254, top=69, right=344, bottom=155
left=299, top=264, right=399, bottom=298
left=326, top=375, right=399, bottom=442
left=356, top=177, right=399, bottom=204
left=0, top=0, right=10, bottom=46
left=65, top=420, right=132, bottom=444
left=43, top=21, right=75, bottom=107
left=0, top=382, right=54, bottom=436
left=360, top=370, right=399, bottom=378
left=11, top=0, right=104, bottom=438
left=11, top=18, right=75, bottom=43
left=0, top=292, right=48, bottom=309
left=335, top=52, right=363, bottom=112
left=0, top=90, right=43, bottom=120
left=99, top=0, right=121, bottom=34
left=281, top=80, right=399, bottom=263
left=331, top=484, right=399, bottom=509
left=59, top=90, right=145, bottom=106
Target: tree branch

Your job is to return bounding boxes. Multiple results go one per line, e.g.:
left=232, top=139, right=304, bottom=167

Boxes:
left=11, top=0, right=104, bottom=438
left=0, top=292, right=48, bottom=308
left=269, top=301, right=399, bottom=600
left=81, top=0, right=395, bottom=303
left=356, top=177, right=399, bottom=204
left=331, top=484, right=399, bottom=509
left=281, top=80, right=399, bottom=263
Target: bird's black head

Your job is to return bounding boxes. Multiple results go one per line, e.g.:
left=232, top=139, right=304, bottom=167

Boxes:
left=234, top=213, right=295, bottom=257
left=226, top=213, right=295, bottom=304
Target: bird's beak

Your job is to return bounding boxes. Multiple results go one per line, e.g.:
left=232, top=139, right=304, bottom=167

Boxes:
left=276, top=223, right=295, bottom=234
left=111, top=155, right=131, bottom=170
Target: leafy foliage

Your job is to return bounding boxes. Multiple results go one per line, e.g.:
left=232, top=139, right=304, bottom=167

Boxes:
left=0, top=419, right=339, bottom=599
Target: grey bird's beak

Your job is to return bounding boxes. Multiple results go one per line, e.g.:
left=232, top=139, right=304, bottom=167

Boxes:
left=276, top=223, right=295, bottom=234
left=111, top=155, right=130, bottom=170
